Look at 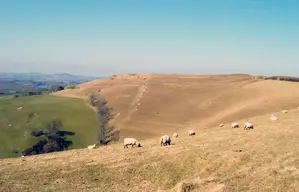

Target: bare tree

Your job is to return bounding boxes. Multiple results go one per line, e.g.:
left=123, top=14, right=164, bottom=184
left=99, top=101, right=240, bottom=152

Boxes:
left=93, top=97, right=120, bottom=145
left=89, top=93, right=96, bottom=106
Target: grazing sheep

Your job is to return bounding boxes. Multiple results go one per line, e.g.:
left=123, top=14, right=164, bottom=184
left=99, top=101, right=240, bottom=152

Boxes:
left=87, top=144, right=96, bottom=149
left=282, top=110, right=288, bottom=113
left=173, top=132, right=178, bottom=138
left=220, top=124, right=224, bottom=127
left=231, top=123, right=239, bottom=128
left=244, top=123, right=254, bottom=130
left=188, top=130, right=196, bottom=136
left=124, top=138, right=141, bottom=148
left=270, top=114, right=278, bottom=121
left=160, top=135, right=171, bottom=146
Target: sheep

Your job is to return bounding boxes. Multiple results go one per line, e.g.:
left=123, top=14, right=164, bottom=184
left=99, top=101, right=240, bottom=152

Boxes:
left=188, top=130, right=196, bottom=136
left=244, top=123, right=254, bottom=130
left=124, top=138, right=141, bottom=148
left=87, top=144, right=96, bottom=149
left=173, top=132, right=178, bottom=138
left=270, top=114, right=278, bottom=121
left=231, top=123, right=239, bottom=128
left=282, top=110, right=288, bottom=113
left=220, top=124, right=224, bottom=127
left=160, top=135, right=171, bottom=146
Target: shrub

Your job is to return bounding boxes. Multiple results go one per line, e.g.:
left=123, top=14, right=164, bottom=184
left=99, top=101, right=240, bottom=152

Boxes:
left=265, top=76, right=299, bottom=82
left=65, top=85, right=76, bottom=89
left=22, top=119, right=74, bottom=156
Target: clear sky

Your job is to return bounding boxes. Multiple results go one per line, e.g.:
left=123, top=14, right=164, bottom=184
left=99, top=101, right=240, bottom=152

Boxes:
left=1, top=0, right=299, bottom=77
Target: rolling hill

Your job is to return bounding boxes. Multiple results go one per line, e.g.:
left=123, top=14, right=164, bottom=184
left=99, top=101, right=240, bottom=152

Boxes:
left=1, top=108, right=299, bottom=191
left=0, top=95, right=97, bottom=158
left=2, top=73, right=299, bottom=191
left=55, top=74, right=299, bottom=140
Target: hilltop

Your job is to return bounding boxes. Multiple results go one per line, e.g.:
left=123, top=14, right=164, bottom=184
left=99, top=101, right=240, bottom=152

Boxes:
left=55, top=73, right=299, bottom=140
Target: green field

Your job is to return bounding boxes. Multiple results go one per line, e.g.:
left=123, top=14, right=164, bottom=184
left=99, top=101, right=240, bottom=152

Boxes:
left=0, top=95, right=98, bottom=158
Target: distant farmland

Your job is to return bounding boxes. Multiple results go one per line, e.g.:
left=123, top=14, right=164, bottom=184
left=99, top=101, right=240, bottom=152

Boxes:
left=0, top=81, right=38, bottom=94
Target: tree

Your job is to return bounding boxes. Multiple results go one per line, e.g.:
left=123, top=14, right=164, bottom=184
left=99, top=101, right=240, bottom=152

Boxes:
left=56, top=85, right=65, bottom=92
left=93, top=97, right=120, bottom=145
left=43, top=119, right=63, bottom=140
left=22, top=119, right=74, bottom=156
left=89, top=93, right=96, bottom=106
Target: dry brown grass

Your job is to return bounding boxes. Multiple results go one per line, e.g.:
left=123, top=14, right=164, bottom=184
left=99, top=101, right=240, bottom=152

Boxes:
left=55, top=74, right=299, bottom=142
left=1, top=108, right=299, bottom=191
left=6, top=73, right=298, bottom=191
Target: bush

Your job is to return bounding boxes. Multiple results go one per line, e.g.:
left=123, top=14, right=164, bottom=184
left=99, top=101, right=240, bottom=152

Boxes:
left=65, top=85, right=76, bottom=89
left=265, top=76, right=299, bottom=82
left=31, top=130, right=44, bottom=137
left=22, top=119, right=74, bottom=156
left=28, top=112, right=35, bottom=119
left=43, top=140, right=60, bottom=153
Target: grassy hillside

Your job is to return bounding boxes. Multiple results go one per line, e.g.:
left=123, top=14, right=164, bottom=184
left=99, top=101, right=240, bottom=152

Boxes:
left=1, top=109, right=299, bottom=191
left=0, top=95, right=97, bottom=158
left=55, top=74, right=299, bottom=141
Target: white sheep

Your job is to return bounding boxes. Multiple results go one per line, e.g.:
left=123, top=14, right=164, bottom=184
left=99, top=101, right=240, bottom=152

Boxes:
left=220, top=124, right=224, bottom=127
left=231, top=123, right=239, bottom=128
left=124, top=138, right=141, bottom=148
left=244, top=123, right=254, bottom=130
left=282, top=110, right=288, bottom=113
left=87, top=144, right=96, bottom=149
left=173, top=132, right=178, bottom=138
left=160, top=135, right=171, bottom=146
left=270, top=114, right=278, bottom=121
left=188, top=130, right=196, bottom=136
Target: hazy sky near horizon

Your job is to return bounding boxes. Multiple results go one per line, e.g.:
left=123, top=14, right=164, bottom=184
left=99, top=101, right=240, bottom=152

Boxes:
left=1, top=0, right=299, bottom=77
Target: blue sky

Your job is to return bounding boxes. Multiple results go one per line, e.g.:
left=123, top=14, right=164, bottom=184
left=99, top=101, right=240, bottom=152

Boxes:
left=1, top=0, right=299, bottom=76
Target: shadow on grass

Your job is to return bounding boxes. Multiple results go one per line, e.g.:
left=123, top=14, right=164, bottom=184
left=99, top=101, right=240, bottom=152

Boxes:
left=57, top=131, right=76, bottom=136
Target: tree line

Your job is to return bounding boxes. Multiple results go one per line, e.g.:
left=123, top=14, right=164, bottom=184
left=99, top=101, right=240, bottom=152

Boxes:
left=90, top=94, right=120, bottom=145
left=13, top=85, right=65, bottom=98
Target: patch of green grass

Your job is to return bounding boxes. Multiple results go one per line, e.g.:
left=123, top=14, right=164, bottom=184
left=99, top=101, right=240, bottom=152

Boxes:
left=0, top=95, right=97, bottom=158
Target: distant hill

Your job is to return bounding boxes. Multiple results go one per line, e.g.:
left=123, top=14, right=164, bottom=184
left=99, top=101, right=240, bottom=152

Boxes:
left=0, top=72, right=103, bottom=94
left=0, top=72, right=101, bottom=83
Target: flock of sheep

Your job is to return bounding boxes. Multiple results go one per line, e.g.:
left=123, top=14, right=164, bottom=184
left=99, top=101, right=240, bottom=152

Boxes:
left=122, top=111, right=287, bottom=149
left=87, top=110, right=287, bottom=150
left=123, top=130, right=196, bottom=148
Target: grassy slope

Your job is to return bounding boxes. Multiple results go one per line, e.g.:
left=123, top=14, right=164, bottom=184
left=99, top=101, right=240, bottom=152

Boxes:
left=1, top=109, right=299, bottom=191
left=55, top=74, right=299, bottom=141
left=0, top=95, right=97, bottom=158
